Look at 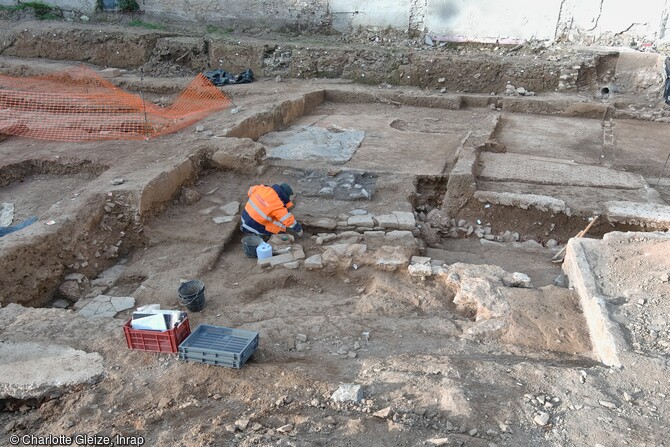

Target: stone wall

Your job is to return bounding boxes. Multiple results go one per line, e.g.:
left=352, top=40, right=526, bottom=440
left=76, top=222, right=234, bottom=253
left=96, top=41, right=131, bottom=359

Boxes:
left=142, top=0, right=331, bottom=32
left=329, top=0, right=413, bottom=33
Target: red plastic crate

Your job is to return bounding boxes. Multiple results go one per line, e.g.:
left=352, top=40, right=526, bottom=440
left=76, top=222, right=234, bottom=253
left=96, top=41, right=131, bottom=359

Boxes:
left=123, top=315, right=191, bottom=353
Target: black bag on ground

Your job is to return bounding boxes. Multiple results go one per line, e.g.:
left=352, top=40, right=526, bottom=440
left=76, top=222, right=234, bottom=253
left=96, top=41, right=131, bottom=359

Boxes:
left=204, top=68, right=254, bottom=86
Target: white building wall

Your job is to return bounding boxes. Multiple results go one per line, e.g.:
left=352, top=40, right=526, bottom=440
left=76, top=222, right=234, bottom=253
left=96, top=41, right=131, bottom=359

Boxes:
left=1, top=0, right=668, bottom=44
left=559, top=0, right=669, bottom=42
left=423, top=0, right=563, bottom=42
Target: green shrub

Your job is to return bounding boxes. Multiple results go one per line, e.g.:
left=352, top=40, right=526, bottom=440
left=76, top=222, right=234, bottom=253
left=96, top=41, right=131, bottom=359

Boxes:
left=128, top=19, right=165, bottom=30
left=15, top=1, right=61, bottom=19
left=206, top=25, right=234, bottom=35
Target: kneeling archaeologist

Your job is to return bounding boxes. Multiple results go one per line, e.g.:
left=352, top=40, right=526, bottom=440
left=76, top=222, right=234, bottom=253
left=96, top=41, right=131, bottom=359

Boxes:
left=241, top=183, right=303, bottom=238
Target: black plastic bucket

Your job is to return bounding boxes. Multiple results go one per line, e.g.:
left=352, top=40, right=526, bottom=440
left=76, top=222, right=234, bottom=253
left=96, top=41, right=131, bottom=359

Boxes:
left=178, top=279, right=206, bottom=312
left=241, top=235, right=264, bottom=258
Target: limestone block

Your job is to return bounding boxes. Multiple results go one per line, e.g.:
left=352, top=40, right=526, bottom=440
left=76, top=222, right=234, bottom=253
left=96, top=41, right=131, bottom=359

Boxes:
left=409, top=255, right=432, bottom=277
left=91, top=265, right=126, bottom=289
left=385, top=230, right=416, bottom=246
left=269, top=234, right=294, bottom=246
left=363, top=231, right=386, bottom=238
left=321, top=233, right=338, bottom=242
left=374, top=246, right=410, bottom=271
left=374, top=214, right=399, bottom=229
left=59, top=280, right=82, bottom=301
left=442, top=262, right=509, bottom=285
left=474, top=191, right=567, bottom=214
left=339, top=236, right=363, bottom=245
left=325, top=243, right=350, bottom=256
left=111, top=296, right=136, bottom=312
left=304, top=254, right=323, bottom=269
left=604, top=201, right=670, bottom=229
left=80, top=301, right=117, bottom=319
left=347, top=215, right=375, bottom=227
left=393, top=211, right=416, bottom=230
left=453, top=278, right=510, bottom=321
left=0, top=342, right=104, bottom=400
left=74, top=297, right=94, bottom=310
left=291, top=245, right=305, bottom=261
left=257, top=253, right=294, bottom=267
left=408, top=263, right=432, bottom=277
left=199, top=206, right=217, bottom=215
left=220, top=201, right=240, bottom=215
left=444, top=148, right=477, bottom=215
left=64, top=273, right=86, bottom=283
left=331, top=384, right=363, bottom=403
left=304, top=217, right=338, bottom=231
left=345, top=244, right=367, bottom=257
left=52, top=299, right=70, bottom=309
left=504, top=272, right=532, bottom=288
left=320, top=249, right=340, bottom=267
left=210, top=138, right=266, bottom=174
left=78, top=295, right=134, bottom=318
left=213, top=215, right=235, bottom=224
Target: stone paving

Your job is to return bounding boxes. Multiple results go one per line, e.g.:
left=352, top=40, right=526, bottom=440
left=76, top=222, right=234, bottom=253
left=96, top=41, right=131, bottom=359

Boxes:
left=77, top=295, right=135, bottom=318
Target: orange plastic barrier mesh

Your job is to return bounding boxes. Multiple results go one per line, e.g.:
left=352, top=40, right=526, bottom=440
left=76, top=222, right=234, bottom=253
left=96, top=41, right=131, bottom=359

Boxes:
left=0, top=66, right=232, bottom=141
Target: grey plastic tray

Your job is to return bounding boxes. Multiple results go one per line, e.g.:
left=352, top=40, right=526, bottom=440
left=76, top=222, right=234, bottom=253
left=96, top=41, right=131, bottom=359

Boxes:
left=178, top=324, right=259, bottom=369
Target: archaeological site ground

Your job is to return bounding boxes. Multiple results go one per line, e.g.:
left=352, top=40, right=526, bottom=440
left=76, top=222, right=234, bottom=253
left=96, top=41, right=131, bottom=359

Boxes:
left=1, top=7, right=670, bottom=447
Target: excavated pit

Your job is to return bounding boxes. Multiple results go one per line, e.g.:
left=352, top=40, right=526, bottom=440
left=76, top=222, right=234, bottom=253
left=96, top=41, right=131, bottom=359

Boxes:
left=414, top=175, right=449, bottom=209
left=0, top=159, right=108, bottom=186
left=0, top=85, right=665, bottom=349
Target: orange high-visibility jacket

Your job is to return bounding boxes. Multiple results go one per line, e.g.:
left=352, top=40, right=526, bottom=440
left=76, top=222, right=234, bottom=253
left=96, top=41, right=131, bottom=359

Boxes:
left=243, top=185, right=297, bottom=234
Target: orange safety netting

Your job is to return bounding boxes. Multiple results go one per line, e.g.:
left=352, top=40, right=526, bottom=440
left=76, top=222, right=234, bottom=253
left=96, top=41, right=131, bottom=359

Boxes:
left=0, top=66, right=232, bottom=141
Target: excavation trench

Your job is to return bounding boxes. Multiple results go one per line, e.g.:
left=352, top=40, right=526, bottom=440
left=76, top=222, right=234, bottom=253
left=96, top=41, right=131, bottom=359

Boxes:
left=0, top=88, right=665, bottom=381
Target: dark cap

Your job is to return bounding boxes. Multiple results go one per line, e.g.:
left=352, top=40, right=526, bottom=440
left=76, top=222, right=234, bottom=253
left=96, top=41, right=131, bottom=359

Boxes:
left=280, top=183, right=293, bottom=198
